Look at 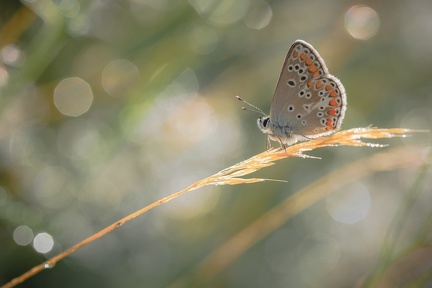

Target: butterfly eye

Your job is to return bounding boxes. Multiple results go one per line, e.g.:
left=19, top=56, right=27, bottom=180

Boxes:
left=262, top=117, right=270, bottom=127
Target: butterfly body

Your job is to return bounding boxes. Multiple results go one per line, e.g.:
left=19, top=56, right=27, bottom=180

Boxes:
left=257, top=40, right=347, bottom=148
left=257, top=115, right=306, bottom=146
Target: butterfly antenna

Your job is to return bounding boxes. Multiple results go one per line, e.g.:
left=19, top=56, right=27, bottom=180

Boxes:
left=235, top=96, right=266, bottom=116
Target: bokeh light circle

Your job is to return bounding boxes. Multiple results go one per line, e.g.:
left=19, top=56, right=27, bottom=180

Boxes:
left=345, top=5, right=380, bottom=40
left=13, top=226, right=34, bottom=246
left=244, top=1, right=273, bottom=30
left=326, top=183, right=371, bottom=224
left=54, top=77, right=93, bottom=117
left=33, top=232, right=54, bottom=254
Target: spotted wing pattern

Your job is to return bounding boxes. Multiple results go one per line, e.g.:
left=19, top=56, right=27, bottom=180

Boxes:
left=269, top=40, right=347, bottom=140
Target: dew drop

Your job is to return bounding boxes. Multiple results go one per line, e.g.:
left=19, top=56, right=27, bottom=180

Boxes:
left=44, top=262, right=55, bottom=269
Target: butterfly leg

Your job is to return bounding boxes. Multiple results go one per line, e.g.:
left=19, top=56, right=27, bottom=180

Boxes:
left=275, top=136, right=286, bottom=151
left=279, top=141, right=287, bottom=151
left=266, top=137, right=272, bottom=150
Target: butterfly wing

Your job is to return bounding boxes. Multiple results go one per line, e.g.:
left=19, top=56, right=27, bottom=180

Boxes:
left=269, top=40, right=347, bottom=138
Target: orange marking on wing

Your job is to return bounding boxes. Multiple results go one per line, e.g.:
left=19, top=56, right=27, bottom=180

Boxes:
left=329, top=99, right=338, bottom=106
left=326, top=118, right=334, bottom=129
left=308, top=64, right=318, bottom=73
left=293, top=50, right=298, bottom=57
left=305, top=58, right=313, bottom=66
left=307, top=81, right=314, bottom=88
left=315, top=81, right=323, bottom=89
left=313, top=70, right=321, bottom=78
left=330, top=90, right=338, bottom=97
left=327, top=109, right=336, bottom=116
left=300, top=53, right=306, bottom=60
left=326, top=126, right=333, bottom=131
left=325, top=85, right=333, bottom=91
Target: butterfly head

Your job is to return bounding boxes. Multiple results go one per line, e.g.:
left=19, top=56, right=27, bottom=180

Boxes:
left=257, top=116, right=272, bottom=135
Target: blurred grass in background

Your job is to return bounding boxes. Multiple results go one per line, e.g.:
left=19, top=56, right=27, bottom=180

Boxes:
left=0, top=0, right=431, bottom=287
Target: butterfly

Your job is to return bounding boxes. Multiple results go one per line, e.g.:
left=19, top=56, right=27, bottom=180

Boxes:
left=238, top=40, right=347, bottom=149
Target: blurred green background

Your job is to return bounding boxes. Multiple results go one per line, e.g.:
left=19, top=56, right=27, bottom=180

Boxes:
left=1, top=0, right=431, bottom=287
